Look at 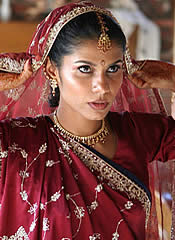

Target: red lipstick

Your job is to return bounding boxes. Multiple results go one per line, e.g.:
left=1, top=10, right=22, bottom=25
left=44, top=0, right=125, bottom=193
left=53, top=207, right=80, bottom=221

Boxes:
left=88, top=101, right=108, bottom=110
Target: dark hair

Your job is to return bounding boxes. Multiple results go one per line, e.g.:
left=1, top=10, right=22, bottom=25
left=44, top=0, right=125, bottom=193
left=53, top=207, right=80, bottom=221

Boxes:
left=48, top=12, right=126, bottom=107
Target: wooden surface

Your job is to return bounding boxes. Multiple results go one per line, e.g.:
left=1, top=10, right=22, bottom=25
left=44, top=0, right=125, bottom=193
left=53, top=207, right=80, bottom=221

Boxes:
left=0, top=21, right=38, bottom=53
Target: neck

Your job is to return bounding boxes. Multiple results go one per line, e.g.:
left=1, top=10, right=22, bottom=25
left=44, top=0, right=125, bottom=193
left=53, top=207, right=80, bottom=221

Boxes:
left=56, top=106, right=102, bottom=137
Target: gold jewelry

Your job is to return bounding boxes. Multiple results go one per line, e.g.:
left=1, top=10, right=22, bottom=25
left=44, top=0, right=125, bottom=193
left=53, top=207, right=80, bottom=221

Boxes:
left=124, top=46, right=140, bottom=75
left=50, top=79, right=58, bottom=96
left=43, top=64, right=58, bottom=96
left=32, top=5, right=122, bottom=72
left=171, top=91, right=175, bottom=103
left=53, top=111, right=110, bottom=147
left=124, top=46, right=147, bottom=75
left=96, top=13, right=112, bottom=53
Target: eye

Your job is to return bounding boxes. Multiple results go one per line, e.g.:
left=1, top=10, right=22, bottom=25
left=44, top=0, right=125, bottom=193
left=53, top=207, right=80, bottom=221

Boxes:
left=78, top=65, right=91, bottom=73
left=107, top=65, right=121, bottom=73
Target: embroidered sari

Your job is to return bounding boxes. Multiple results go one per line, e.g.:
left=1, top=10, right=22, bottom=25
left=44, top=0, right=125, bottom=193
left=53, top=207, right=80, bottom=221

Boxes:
left=0, top=1, right=173, bottom=239
left=0, top=111, right=175, bottom=239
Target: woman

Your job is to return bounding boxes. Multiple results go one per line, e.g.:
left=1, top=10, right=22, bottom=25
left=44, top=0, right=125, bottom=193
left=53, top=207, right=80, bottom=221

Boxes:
left=0, top=1, right=175, bottom=239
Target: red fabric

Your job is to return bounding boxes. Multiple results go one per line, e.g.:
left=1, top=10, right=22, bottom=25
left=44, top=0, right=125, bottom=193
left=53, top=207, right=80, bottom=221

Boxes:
left=0, top=112, right=174, bottom=239
left=0, top=1, right=171, bottom=239
left=0, top=2, right=165, bottom=120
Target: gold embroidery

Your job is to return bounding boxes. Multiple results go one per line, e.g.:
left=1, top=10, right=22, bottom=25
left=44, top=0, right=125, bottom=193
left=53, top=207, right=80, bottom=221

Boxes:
left=66, top=192, right=85, bottom=238
left=120, top=201, right=133, bottom=212
left=50, top=128, right=73, bottom=164
left=31, top=6, right=118, bottom=72
left=89, top=233, right=101, bottom=240
left=0, top=141, right=8, bottom=159
left=87, top=184, right=103, bottom=214
left=40, top=186, right=64, bottom=210
left=0, top=98, right=15, bottom=113
left=43, top=218, right=50, bottom=232
left=69, top=141, right=151, bottom=227
left=112, top=219, right=124, bottom=240
left=4, top=85, right=25, bottom=101
left=6, top=141, right=51, bottom=237
left=1, top=226, right=29, bottom=240
left=38, top=77, right=50, bottom=105
left=124, top=46, right=140, bottom=75
left=27, top=107, right=37, bottom=117
left=51, top=125, right=150, bottom=226
left=0, top=57, right=25, bottom=73
left=46, top=159, right=60, bottom=167
left=0, top=105, right=8, bottom=112
left=11, top=119, right=37, bottom=129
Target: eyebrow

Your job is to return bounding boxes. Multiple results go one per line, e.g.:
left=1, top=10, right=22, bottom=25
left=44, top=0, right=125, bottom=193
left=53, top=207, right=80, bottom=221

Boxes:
left=74, top=60, right=96, bottom=66
left=110, top=60, right=123, bottom=65
left=74, top=59, right=123, bottom=66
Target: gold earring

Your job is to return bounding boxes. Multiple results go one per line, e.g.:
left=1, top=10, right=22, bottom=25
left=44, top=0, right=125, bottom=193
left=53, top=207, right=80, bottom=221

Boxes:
left=50, top=79, right=58, bottom=96
left=43, top=64, right=58, bottom=96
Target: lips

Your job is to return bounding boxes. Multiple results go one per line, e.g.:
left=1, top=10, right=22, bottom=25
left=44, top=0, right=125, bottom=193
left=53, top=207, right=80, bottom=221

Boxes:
left=88, top=101, right=109, bottom=110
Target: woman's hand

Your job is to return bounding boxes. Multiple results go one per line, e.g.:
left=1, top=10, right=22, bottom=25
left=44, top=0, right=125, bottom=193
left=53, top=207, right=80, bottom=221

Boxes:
left=127, top=60, right=175, bottom=91
left=0, top=60, right=33, bottom=91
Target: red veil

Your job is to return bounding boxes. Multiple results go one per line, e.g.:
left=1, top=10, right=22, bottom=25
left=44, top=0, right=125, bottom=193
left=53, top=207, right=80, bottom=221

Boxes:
left=0, top=1, right=171, bottom=239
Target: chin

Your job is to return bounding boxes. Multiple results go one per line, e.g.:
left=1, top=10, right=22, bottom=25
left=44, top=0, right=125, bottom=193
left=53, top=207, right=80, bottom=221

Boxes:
left=86, top=111, right=110, bottom=121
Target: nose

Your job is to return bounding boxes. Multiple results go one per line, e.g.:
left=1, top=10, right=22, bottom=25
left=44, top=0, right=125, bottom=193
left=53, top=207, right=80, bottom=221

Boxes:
left=92, top=73, right=110, bottom=94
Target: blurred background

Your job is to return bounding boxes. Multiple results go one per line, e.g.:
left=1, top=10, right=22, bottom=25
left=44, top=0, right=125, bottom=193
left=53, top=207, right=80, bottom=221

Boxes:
left=0, top=1, right=174, bottom=238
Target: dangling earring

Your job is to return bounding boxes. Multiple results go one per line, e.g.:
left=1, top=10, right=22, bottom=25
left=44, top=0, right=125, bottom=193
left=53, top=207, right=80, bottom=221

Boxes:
left=43, top=64, right=58, bottom=96
left=50, top=79, right=58, bottom=96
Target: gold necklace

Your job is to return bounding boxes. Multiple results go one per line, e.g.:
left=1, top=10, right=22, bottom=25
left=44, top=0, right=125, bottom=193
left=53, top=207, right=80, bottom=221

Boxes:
left=53, top=111, right=110, bottom=147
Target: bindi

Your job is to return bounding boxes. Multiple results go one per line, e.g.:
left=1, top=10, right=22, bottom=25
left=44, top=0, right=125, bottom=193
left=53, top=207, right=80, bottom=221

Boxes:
left=101, top=60, right=106, bottom=66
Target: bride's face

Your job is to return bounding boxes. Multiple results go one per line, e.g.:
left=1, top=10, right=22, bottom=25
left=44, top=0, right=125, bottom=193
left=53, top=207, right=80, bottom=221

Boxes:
left=54, top=39, right=123, bottom=121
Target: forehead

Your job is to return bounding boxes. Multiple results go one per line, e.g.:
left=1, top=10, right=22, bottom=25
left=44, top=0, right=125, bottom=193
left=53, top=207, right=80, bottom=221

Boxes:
left=65, top=39, right=123, bottom=63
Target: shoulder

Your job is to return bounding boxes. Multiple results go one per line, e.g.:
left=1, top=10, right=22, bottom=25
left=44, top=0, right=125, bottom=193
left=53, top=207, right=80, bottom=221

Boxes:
left=0, top=115, right=47, bottom=130
left=109, top=111, right=175, bottom=130
left=0, top=115, right=50, bottom=146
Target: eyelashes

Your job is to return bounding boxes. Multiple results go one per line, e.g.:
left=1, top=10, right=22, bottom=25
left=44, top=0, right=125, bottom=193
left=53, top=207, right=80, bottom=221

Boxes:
left=78, top=65, right=91, bottom=73
left=78, top=64, right=121, bottom=74
left=107, top=65, right=121, bottom=73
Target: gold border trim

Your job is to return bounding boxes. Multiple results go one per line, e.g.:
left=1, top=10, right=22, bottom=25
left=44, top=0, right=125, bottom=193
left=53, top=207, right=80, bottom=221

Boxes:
left=0, top=57, right=25, bottom=74
left=69, top=140, right=151, bottom=227
left=31, top=5, right=118, bottom=72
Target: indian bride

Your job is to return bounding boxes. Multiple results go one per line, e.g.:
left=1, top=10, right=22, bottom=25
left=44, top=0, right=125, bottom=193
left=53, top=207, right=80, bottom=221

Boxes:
left=0, top=1, right=175, bottom=239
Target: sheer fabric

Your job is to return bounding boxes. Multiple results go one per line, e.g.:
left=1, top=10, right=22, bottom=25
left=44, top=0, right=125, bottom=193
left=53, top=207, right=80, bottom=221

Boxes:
left=0, top=1, right=172, bottom=239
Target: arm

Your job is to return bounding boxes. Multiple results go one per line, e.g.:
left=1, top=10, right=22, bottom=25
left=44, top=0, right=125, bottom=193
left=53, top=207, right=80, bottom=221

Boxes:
left=0, top=60, right=33, bottom=91
left=127, top=60, right=175, bottom=119
left=127, top=60, right=175, bottom=92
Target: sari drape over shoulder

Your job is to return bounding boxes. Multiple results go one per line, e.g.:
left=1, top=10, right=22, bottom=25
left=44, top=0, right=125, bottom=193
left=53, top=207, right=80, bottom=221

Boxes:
left=0, top=112, right=175, bottom=239
left=0, top=1, right=173, bottom=239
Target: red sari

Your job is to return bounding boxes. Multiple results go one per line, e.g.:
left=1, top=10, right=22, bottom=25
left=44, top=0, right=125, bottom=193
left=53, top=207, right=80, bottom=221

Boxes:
left=0, top=2, right=172, bottom=239
left=0, top=111, right=174, bottom=239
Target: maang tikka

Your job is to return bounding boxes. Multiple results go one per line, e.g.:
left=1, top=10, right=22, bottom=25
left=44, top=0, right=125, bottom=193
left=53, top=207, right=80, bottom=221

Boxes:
left=96, top=13, right=112, bottom=53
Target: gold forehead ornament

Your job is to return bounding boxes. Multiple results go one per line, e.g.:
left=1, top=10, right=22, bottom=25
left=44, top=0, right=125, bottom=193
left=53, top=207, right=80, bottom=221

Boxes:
left=96, top=13, right=112, bottom=53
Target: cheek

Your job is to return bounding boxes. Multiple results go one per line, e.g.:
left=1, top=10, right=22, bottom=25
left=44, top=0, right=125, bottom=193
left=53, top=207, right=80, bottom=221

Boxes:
left=59, top=73, right=89, bottom=97
left=110, top=73, right=123, bottom=92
